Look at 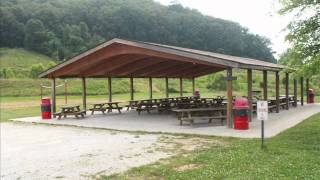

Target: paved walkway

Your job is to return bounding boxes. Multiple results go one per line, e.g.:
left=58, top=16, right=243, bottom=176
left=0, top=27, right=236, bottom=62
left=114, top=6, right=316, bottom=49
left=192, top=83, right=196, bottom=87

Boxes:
left=11, top=104, right=320, bottom=138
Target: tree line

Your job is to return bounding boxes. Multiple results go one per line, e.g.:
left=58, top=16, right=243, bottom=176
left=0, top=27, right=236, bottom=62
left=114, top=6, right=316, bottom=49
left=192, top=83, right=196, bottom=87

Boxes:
left=1, top=0, right=276, bottom=63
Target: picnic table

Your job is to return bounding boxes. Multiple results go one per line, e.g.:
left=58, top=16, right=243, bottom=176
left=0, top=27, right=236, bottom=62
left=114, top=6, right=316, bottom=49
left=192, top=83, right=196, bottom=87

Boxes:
left=126, top=100, right=139, bottom=111
left=89, top=102, right=123, bottom=114
left=172, top=107, right=226, bottom=126
left=54, top=105, right=86, bottom=119
left=136, top=99, right=157, bottom=115
left=106, top=102, right=123, bottom=113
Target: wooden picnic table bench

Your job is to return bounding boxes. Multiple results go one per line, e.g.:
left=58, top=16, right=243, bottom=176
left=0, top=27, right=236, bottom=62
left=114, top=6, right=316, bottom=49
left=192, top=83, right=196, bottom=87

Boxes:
left=136, top=100, right=157, bottom=115
left=90, top=102, right=123, bottom=114
left=172, top=107, right=226, bottom=126
left=54, top=105, right=86, bottom=119
left=105, top=102, right=123, bottom=113
left=125, top=100, right=139, bottom=111
left=89, top=103, right=108, bottom=115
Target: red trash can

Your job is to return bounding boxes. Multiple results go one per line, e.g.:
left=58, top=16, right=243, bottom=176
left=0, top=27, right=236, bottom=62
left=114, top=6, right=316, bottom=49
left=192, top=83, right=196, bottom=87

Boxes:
left=233, top=98, right=249, bottom=130
left=308, top=89, right=315, bottom=104
left=41, top=98, right=51, bottom=119
left=194, top=90, right=200, bottom=98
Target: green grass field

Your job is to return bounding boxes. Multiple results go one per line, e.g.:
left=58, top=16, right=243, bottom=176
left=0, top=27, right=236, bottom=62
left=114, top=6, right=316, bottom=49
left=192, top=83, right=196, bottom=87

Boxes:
left=105, top=113, right=320, bottom=179
left=0, top=48, right=55, bottom=77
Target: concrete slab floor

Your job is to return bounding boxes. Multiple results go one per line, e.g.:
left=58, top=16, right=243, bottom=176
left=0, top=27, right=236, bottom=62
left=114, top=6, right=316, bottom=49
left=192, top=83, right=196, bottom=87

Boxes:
left=10, top=104, right=320, bottom=138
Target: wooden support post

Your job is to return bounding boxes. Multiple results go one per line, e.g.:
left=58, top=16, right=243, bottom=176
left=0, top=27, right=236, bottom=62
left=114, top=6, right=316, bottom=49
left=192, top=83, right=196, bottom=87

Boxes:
left=300, top=77, right=304, bottom=106
left=82, top=77, right=87, bottom=113
left=192, top=77, right=195, bottom=96
left=130, top=77, right=134, bottom=100
left=247, top=69, right=253, bottom=122
left=108, top=77, right=112, bottom=102
left=306, top=78, right=309, bottom=103
left=52, top=78, right=56, bottom=117
left=149, top=77, right=153, bottom=99
left=275, top=72, right=280, bottom=113
left=179, top=77, right=183, bottom=97
left=226, top=68, right=233, bottom=128
left=293, top=79, right=297, bottom=107
left=165, top=77, right=169, bottom=98
left=285, top=73, right=289, bottom=110
left=64, top=80, right=68, bottom=104
left=263, top=70, right=268, bottom=100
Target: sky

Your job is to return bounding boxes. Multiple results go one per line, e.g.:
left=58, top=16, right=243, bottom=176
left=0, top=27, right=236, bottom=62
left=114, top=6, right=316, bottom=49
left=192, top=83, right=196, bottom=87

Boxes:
left=155, top=0, right=292, bottom=58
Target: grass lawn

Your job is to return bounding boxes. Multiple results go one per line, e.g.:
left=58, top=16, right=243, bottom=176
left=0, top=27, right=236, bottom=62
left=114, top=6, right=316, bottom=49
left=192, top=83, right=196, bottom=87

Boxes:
left=105, top=113, right=320, bottom=179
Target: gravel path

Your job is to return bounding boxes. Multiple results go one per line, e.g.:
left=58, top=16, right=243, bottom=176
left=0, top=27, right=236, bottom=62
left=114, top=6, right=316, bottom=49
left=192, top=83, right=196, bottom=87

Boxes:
left=0, top=123, right=172, bottom=179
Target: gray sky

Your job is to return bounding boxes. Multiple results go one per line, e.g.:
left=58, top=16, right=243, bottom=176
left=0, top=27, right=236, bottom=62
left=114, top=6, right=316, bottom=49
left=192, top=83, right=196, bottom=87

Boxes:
left=156, top=0, right=292, bottom=58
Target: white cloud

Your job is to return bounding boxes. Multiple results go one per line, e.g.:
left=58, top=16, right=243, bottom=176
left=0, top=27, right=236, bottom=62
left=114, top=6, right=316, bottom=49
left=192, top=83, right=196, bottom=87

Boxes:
left=156, top=0, right=293, bottom=58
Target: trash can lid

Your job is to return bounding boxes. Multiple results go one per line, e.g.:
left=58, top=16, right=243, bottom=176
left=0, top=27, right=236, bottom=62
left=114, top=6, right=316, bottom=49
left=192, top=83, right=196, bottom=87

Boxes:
left=233, top=97, right=249, bottom=109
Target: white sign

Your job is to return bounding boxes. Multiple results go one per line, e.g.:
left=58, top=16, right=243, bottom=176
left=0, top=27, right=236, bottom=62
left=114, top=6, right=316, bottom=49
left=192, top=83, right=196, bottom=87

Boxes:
left=257, top=101, right=268, bottom=121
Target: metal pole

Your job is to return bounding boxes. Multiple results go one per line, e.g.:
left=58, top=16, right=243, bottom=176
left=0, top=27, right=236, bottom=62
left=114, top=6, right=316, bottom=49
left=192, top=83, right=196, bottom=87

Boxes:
left=261, top=120, right=265, bottom=149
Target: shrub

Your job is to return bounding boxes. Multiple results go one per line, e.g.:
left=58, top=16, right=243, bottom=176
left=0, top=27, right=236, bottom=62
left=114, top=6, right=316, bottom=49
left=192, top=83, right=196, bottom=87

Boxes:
left=30, top=63, right=45, bottom=78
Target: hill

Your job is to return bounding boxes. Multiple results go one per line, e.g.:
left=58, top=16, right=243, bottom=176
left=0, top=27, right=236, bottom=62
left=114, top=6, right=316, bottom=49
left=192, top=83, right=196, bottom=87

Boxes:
left=0, top=48, right=56, bottom=78
left=1, top=0, right=276, bottom=63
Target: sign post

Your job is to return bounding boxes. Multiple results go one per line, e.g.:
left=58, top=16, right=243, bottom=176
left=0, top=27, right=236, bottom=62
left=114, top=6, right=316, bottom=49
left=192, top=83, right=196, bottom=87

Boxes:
left=257, top=101, right=268, bottom=149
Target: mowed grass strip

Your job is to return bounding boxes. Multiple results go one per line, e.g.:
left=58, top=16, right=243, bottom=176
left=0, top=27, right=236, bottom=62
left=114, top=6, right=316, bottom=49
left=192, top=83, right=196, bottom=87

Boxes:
left=104, top=113, right=320, bottom=179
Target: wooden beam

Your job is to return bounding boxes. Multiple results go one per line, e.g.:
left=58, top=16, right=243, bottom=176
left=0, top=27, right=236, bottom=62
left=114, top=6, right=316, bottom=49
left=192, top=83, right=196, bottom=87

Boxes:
left=179, top=77, right=183, bottom=97
left=130, top=77, right=134, bottom=100
left=132, top=61, right=180, bottom=77
left=263, top=70, right=268, bottom=100
left=165, top=77, right=169, bottom=98
left=108, top=77, right=112, bottom=102
left=112, top=58, right=164, bottom=76
left=142, top=62, right=189, bottom=77
left=188, top=67, right=224, bottom=78
left=300, top=77, right=304, bottom=106
left=275, top=71, right=280, bottom=113
left=52, top=78, right=56, bottom=117
left=82, top=77, right=87, bottom=113
left=247, top=69, right=253, bottom=122
left=294, top=79, right=297, bottom=107
left=149, top=77, right=153, bottom=99
left=306, top=78, right=309, bottom=103
left=192, top=77, right=195, bottom=95
left=82, top=55, right=145, bottom=76
left=226, top=68, right=233, bottom=128
left=285, top=72, right=289, bottom=110
left=154, top=63, right=196, bottom=77
left=170, top=65, right=218, bottom=78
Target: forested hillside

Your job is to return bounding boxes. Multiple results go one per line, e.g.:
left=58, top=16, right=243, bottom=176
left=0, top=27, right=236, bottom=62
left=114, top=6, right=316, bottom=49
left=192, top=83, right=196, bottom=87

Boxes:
left=1, top=0, right=276, bottom=63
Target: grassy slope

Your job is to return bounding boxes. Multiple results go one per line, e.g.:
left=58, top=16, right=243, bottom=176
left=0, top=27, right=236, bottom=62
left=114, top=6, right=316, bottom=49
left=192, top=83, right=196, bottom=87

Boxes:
left=106, top=113, right=320, bottom=179
left=0, top=48, right=55, bottom=70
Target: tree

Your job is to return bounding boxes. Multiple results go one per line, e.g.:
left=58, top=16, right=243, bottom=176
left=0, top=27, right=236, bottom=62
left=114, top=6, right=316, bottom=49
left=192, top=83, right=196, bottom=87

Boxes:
left=24, top=19, right=52, bottom=55
left=30, top=63, right=45, bottom=78
left=1, top=0, right=276, bottom=62
left=279, top=0, right=320, bottom=76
